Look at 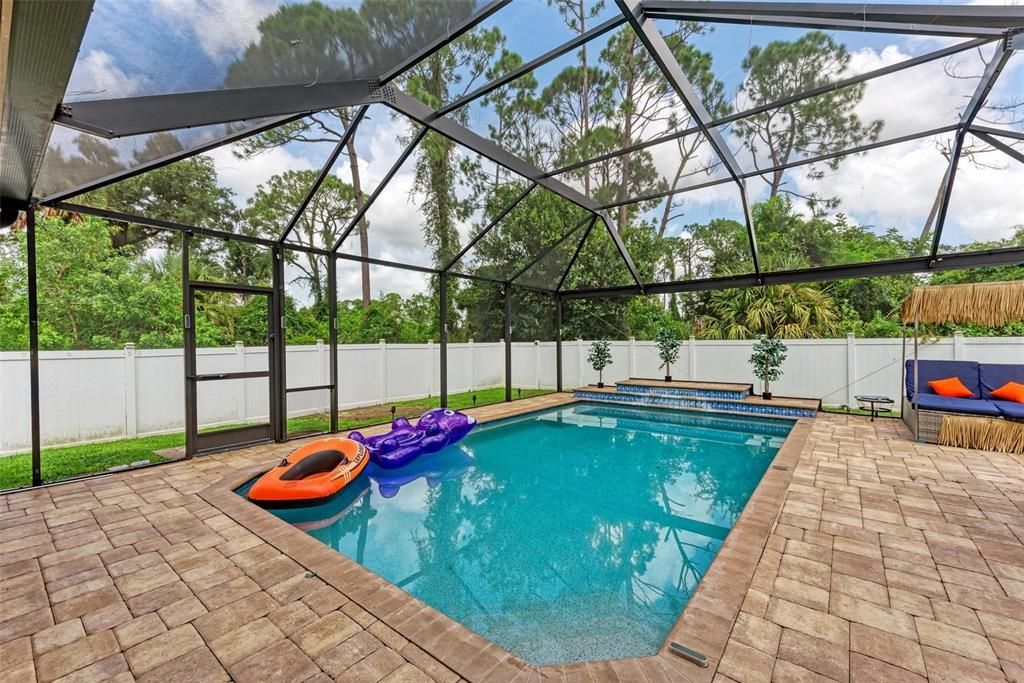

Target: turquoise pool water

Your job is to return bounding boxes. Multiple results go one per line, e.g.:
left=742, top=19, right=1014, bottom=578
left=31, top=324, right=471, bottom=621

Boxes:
left=245, top=403, right=792, bottom=664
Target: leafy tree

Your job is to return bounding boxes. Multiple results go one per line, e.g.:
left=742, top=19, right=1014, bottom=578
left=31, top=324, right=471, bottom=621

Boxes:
left=734, top=32, right=882, bottom=210
left=244, top=170, right=358, bottom=308
left=749, top=335, right=787, bottom=397
left=655, top=325, right=682, bottom=379
left=698, top=281, right=841, bottom=339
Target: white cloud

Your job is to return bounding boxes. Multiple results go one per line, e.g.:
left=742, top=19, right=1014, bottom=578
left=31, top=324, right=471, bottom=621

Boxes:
left=151, top=0, right=277, bottom=63
left=207, top=144, right=315, bottom=205
left=65, top=50, right=147, bottom=100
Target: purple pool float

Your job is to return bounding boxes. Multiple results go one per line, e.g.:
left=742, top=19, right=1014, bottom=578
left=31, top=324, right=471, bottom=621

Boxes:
left=348, top=408, right=476, bottom=469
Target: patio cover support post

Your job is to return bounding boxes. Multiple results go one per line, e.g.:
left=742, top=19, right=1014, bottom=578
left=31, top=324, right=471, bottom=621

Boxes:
left=930, top=39, right=1014, bottom=259
left=913, top=319, right=920, bottom=441
left=272, top=246, right=286, bottom=441
left=332, top=127, right=428, bottom=252
left=182, top=232, right=196, bottom=458
left=439, top=273, right=448, bottom=409
left=505, top=285, right=513, bottom=402
left=280, top=106, right=368, bottom=244
left=615, top=0, right=761, bottom=279
left=328, top=258, right=338, bottom=433
left=27, top=207, right=41, bottom=486
left=556, top=294, right=563, bottom=393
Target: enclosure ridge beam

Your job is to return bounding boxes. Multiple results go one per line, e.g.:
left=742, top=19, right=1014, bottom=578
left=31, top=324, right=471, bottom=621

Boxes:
left=54, top=79, right=381, bottom=139
left=386, top=88, right=600, bottom=213
left=507, top=215, right=593, bottom=284
left=929, top=39, right=1014, bottom=260
left=442, top=183, right=537, bottom=272
left=970, top=124, right=1024, bottom=142
left=544, top=36, right=993, bottom=179
left=51, top=201, right=334, bottom=257
left=615, top=0, right=760, bottom=278
left=642, top=1, right=1024, bottom=34
left=380, top=0, right=512, bottom=84
left=641, top=10, right=1010, bottom=38
left=601, top=123, right=961, bottom=210
left=279, top=105, right=369, bottom=244
left=39, top=114, right=306, bottom=205
left=435, top=15, right=628, bottom=117
left=972, top=130, right=1024, bottom=166
left=600, top=211, right=646, bottom=291
left=331, top=126, right=428, bottom=253
left=559, top=245, right=1024, bottom=299
left=557, top=216, right=598, bottom=292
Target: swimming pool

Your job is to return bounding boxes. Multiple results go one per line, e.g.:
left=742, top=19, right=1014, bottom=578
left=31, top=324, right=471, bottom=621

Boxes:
left=245, top=402, right=793, bottom=665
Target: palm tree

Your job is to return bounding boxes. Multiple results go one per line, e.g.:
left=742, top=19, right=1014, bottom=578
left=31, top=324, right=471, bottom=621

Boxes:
left=698, top=282, right=840, bottom=339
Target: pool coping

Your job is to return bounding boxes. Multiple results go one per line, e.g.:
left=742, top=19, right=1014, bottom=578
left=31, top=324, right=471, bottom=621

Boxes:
left=199, top=397, right=813, bottom=681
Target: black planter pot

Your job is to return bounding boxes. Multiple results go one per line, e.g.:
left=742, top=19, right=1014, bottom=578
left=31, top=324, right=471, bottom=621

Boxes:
left=762, top=391, right=772, bottom=400
left=664, top=375, right=672, bottom=382
left=597, top=382, right=604, bottom=388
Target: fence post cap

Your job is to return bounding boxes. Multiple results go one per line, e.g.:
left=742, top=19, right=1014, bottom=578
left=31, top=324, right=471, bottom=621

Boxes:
left=379, top=338, right=386, bottom=344
left=234, top=341, right=244, bottom=348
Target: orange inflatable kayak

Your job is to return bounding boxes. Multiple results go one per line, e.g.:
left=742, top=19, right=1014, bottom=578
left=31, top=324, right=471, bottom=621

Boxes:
left=248, top=437, right=369, bottom=506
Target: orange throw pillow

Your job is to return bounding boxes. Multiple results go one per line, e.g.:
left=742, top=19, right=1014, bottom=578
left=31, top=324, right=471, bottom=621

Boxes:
left=990, top=381, right=1024, bottom=403
left=928, top=377, right=974, bottom=398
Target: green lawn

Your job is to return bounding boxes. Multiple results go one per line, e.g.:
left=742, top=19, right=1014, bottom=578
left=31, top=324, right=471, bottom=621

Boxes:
left=0, top=388, right=553, bottom=490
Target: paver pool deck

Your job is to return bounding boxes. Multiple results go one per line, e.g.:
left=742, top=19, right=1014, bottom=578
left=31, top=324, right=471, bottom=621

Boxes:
left=1, top=394, right=1022, bottom=682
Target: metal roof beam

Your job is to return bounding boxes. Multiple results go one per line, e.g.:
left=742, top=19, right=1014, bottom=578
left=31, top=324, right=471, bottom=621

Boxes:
left=38, top=114, right=304, bottom=204
left=379, top=0, right=512, bottom=85
left=54, top=79, right=381, bottom=139
left=436, top=15, right=627, bottom=117
left=929, top=40, right=1014, bottom=259
left=642, top=1, right=1024, bottom=37
left=599, top=124, right=960, bottom=210
left=600, top=211, right=645, bottom=291
left=545, top=36, right=992, bottom=179
left=331, top=126, right=427, bottom=253
left=616, top=0, right=760, bottom=277
left=971, top=130, right=1024, bottom=166
left=560, top=246, right=1024, bottom=299
left=443, top=183, right=536, bottom=272
left=387, top=87, right=599, bottom=212
left=508, top=215, right=593, bottom=284
left=557, top=216, right=598, bottom=292
left=278, top=106, right=368, bottom=244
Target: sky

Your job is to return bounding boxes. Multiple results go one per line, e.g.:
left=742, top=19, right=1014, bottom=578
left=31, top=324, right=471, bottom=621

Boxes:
left=50, top=0, right=1024, bottom=296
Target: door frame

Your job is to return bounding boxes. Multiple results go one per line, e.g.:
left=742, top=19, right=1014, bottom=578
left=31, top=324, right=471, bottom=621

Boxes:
left=184, top=278, right=279, bottom=456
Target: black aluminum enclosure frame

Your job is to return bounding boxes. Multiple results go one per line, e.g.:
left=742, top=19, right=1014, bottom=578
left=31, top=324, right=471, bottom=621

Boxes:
left=11, top=0, right=1024, bottom=488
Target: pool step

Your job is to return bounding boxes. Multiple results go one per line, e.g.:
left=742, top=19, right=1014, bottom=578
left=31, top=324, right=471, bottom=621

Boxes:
left=574, top=382, right=819, bottom=420
left=614, top=379, right=752, bottom=401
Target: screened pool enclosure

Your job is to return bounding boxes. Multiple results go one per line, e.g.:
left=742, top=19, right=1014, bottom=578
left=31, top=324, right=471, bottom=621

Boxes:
left=0, top=0, right=1022, bottom=485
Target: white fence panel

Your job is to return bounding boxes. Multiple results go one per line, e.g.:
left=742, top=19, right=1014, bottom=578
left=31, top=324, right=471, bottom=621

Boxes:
left=1, top=335, right=1021, bottom=454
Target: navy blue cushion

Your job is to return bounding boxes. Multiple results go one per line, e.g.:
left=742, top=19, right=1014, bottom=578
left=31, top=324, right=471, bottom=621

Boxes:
left=905, top=360, right=981, bottom=399
left=910, top=393, right=1001, bottom=416
left=979, top=363, right=1024, bottom=399
left=991, top=400, right=1024, bottom=420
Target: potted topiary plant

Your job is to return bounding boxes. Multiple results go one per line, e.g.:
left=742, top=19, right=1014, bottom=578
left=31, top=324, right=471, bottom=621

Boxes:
left=655, top=325, right=682, bottom=382
left=749, top=335, right=787, bottom=400
left=587, top=339, right=612, bottom=388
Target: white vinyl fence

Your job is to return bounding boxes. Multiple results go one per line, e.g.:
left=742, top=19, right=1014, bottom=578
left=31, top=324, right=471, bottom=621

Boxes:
left=0, top=334, right=1020, bottom=454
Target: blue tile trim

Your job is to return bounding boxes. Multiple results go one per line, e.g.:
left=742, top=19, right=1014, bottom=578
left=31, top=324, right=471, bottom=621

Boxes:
left=574, top=390, right=816, bottom=419
left=614, top=383, right=750, bottom=401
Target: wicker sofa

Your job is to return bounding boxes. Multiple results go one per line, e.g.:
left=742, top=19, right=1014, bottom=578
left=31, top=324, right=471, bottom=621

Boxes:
left=903, top=360, right=1024, bottom=442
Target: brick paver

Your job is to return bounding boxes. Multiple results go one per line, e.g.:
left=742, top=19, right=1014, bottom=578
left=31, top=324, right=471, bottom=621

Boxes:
left=1, top=400, right=1021, bottom=682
